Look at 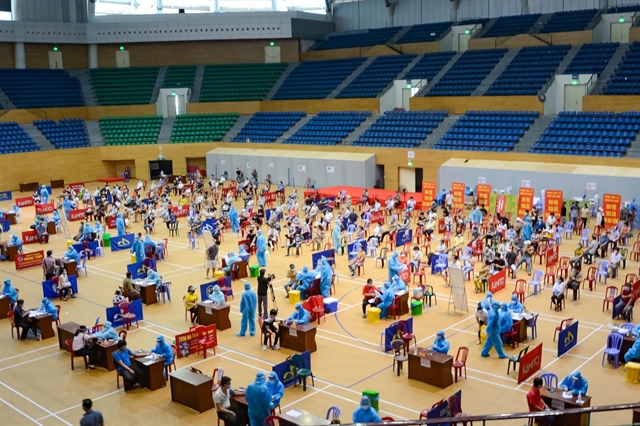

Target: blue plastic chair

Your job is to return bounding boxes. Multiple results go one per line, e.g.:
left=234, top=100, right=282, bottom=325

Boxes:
left=580, top=228, right=590, bottom=247
left=597, top=260, right=610, bottom=284
left=526, top=313, right=539, bottom=340
left=527, top=270, right=544, bottom=295
left=620, top=323, right=635, bottom=331
left=564, top=222, right=574, bottom=238
left=602, top=333, right=623, bottom=368
left=326, top=406, right=341, bottom=421
left=540, top=372, right=558, bottom=388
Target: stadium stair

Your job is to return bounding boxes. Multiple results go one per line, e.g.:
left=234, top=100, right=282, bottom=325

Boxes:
left=275, top=115, right=313, bottom=143
left=343, top=114, right=378, bottom=145
left=394, top=54, right=424, bottom=81
left=151, top=67, right=168, bottom=104
left=473, top=18, right=498, bottom=38
left=415, top=52, right=462, bottom=96
left=283, top=111, right=370, bottom=146
left=422, top=115, right=459, bottom=148
left=427, top=49, right=507, bottom=96
left=162, top=66, right=197, bottom=89
left=265, top=63, right=299, bottom=101
left=337, top=55, right=417, bottom=98
left=158, top=117, right=174, bottom=143
left=67, top=70, right=97, bottom=107
left=201, top=63, right=288, bottom=102
left=21, top=124, right=54, bottom=151
left=482, top=14, right=541, bottom=38
left=34, top=119, right=90, bottom=150
left=592, top=43, right=631, bottom=94
left=0, top=122, right=41, bottom=154
left=473, top=48, right=519, bottom=96
left=353, top=110, right=449, bottom=148
left=189, top=65, right=206, bottom=103
left=517, top=115, right=554, bottom=151
left=0, top=87, right=15, bottom=109
left=85, top=121, right=105, bottom=147
left=223, top=115, right=252, bottom=140
left=387, top=26, right=412, bottom=44
left=327, top=57, right=374, bottom=99
left=231, top=112, right=306, bottom=143
left=555, top=45, right=582, bottom=74
left=602, top=41, right=640, bottom=95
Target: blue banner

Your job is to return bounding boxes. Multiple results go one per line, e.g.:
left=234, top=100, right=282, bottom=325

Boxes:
left=42, top=275, right=79, bottom=298
left=200, top=277, right=232, bottom=300
left=426, top=389, right=462, bottom=425
left=72, top=241, right=99, bottom=256
left=311, top=249, right=336, bottom=269
left=557, top=320, right=579, bottom=357
left=106, top=299, right=143, bottom=328
left=127, top=259, right=157, bottom=279
left=201, top=219, right=218, bottom=233
left=0, top=219, right=10, bottom=233
left=0, top=190, right=12, bottom=201
left=395, top=229, right=413, bottom=247
left=383, top=318, right=413, bottom=352
left=94, top=194, right=113, bottom=205
left=272, top=350, right=312, bottom=389
left=347, top=239, right=366, bottom=261
left=110, top=234, right=135, bottom=252
left=45, top=186, right=52, bottom=195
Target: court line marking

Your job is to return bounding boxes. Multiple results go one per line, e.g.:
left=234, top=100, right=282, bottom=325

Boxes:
left=0, top=381, right=73, bottom=426
left=0, top=396, right=45, bottom=426
left=0, top=344, right=59, bottom=362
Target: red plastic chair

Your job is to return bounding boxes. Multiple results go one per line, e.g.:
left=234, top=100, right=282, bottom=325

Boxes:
left=397, top=319, right=417, bottom=353
left=535, top=244, right=547, bottom=264
left=543, top=265, right=556, bottom=285
left=387, top=296, right=400, bottom=320
left=65, top=339, right=88, bottom=371
left=7, top=311, right=22, bottom=339
left=118, top=302, right=139, bottom=330
left=602, top=286, right=618, bottom=311
left=265, top=415, right=281, bottom=426
left=420, top=399, right=445, bottom=419
left=413, top=263, right=427, bottom=285
left=553, top=318, right=574, bottom=342
left=165, top=344, right=177, bottom=378
left=194, top=324, right=217, bottom=358
left=453, top=346, right=469, bottom=383
left=512, top=279, right=526, bottom=303
left=386, top=233, right=396, bottom=251
left=472, top=240, right=483, bottom=257
left=502, top=323, right=520, bottom=349
left=583, top=267, right=597, bottom=291
left=381, top=417, right=395, bottom=422
left=310, top=295, right=326, bottom=325
left=557, top=257, right=570, bottom=280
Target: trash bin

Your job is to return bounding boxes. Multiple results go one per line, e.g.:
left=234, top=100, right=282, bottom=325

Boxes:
left=362, top=390, right=379, bottom=411
left=214, top=270, right=225, bottom=279
left=411, top=300, right=423, bottom=316
left=66, top=240, right=73, bottom=248
left=480, top=325, right=488, bottom=345
left=366, top=307, right=380, bottom=324
left=103, top=233, right=111, bottom=248
left=626, top=362, right=640, bottom=384
left=131, top=254, right=136, bottom=263
left=289, top=290, right=300, bottom=304
left=249, top=265, right=260, bottom=278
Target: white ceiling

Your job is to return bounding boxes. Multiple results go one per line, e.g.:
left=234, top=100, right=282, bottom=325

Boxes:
left=94, top=0, right=327, bottom=15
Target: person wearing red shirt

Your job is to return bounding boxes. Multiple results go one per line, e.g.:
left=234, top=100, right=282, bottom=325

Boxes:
left=361, top=279, right=378, bottom=318
left=527, top=377, right=553, bottom=425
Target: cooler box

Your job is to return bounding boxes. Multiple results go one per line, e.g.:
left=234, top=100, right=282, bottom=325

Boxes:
left=214, top=270, right=225, bottom=279
left=289, top=290, right=300, bottom=304
left=323, top=297, right=338, bottom=313
left=66, top=240, right=73, bottom=247
left=366, top=307, right=380, bottom=324
left=412, top=287, right=423, bottom=299
left=103, top=233, right=111, bottom=247
left=362, top=390, right=379, bottom=411
left=249, top=265, right=260, bottom=278
left=411, top=300, right=423, bottom=316
left=626, top=362, right=640, bottom=384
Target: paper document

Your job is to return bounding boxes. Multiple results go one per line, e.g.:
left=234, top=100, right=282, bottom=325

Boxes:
left=562, top=391, right=574, bottom=399
left=285, top=410, right=301, bottom=418
left=203, top=300, right=213, bottom=304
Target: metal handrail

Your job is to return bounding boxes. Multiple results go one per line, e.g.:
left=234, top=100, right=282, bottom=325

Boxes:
left=586, top=72, right=598, bottom=95
left=632, top=10, right=640, bottom=26
left=342, top=402, right=640, bottom=425
left=531, top=32, right=552, bottom=45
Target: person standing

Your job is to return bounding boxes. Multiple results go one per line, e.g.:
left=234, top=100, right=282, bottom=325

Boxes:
left=237, top=282, right=257, bottom=337
left=206, top=240, right=220, bottom=279
left=245, top=372, right=272, bottom=426
left=42, top=250, right=57, bottom=280
left=80, top=399, right=104, bottom=426
left=256, top=269, right=271, bottom=319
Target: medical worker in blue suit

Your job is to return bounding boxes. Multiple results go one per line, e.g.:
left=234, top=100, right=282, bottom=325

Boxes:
left=40, top=185, right=49, bottom=204
left=632, top=324, right=640, bottom=337
left=115, top=212, right=126, bottom=236
left=150, top=335, right=174, bottom=373
left=288, top=303, right=310, bottom=324
left=522, top=216, right=533, bottom=241
left=2, top=279, right=18, bottom=304
left=228, top=205, right=240, bottom=233
left=238, top=245, right=250, bottom=262
left=470, top=206, right=483, bottom=225
left=208, top=284, right=226, bottom=304
left=80, top=222, right=94, bottom=242
left=508, top=294, right=525, bottom=313
left=246, top=372, right=271, bottom=426
left=430, top=330, right=450, bottom=354
left=266, top=371, right=284, bottom=409
left=560, top=371, right=589, bottom=395
left=40, top=298, right=58, bottom=320
left=295, top=266, right=315, bottom=297
left=9, top=234, right=23, bottom=253
left=63, top=246, right=80, bottom=262
left=92, top=321, right=119, bottom=341
left=52, top=210, right=60, bottom=227
left=499, top=303, right=513, bottom=334
left=391, top=274, right=407, bottom=292
left=143, top=235, right=156, bottom=255
left=222, top=251, right=240, bottom=273
left=256, top=229, right=267, bottom=267
left=481, top=302, right=507, bottom=358
left=376, top=281, right=395, bottom=319
left=352, top=396, right=381, bottom=423
left=481, top=291, right=493, bottom=310
left=317, top=256, right=332, bottom=297
left=624, top=339, right=640, bottom=363
left=332, top=220, right=341, bottom=253
left=130, top=235, right=144, bottom=263
left=63, top=196, right=74, bottom=219
left=388, top=251, right=407, bottom=282
left=237, top=281, right=257, bottom=337
left=146, top=269, right=162, bottom=290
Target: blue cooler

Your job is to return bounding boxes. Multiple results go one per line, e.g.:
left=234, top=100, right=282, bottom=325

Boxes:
left=323, top=297, right=338, bottom=313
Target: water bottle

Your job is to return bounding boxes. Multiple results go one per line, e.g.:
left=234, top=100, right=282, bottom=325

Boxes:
left=36, top=329, right=41, bottom=341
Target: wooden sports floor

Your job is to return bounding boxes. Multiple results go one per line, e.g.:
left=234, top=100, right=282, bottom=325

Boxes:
left=0, top=183, right=638, bottom=426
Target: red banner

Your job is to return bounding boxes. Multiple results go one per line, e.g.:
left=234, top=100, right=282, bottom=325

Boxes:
left=370, top=210, right=384, bottom=224
left=602, top=194, right=621, bottom=228
left=184, top=184, right=194, bottom=193
left=451, top=182, right=465, bottom=210
left=69, top=208, right=88, bottom=221
left=544, top=190, right=563, bottom=216
left=476, top=184, right=492, bottom=208
left=488, top=268, right=506, bottom=293
left=264, top=192, right=277, bottom=203
left=175, top=324, right=217, bottom=358
left=15, top=250, right=45, bottom=270
left=15, top=197, right=34, bottom=207
left=421, top=181, right=437, bottom=210
left=495, top=195, right=506, bottom=216
left=68, top=182, right=84, bottom=192
left=517, top=187, right=534, bottom=218
left=21, top=230, right=38, bottom=245
left=546, top=245, right=559, bottom=267
left=518, top=343, right=543, bottom=384
left=437, top=218, right=445, bottom=234
left=35, top=203, right=55, bottom=215
left=107, top=216, right=117, bottom=229
left=173, top=207, right=189, bottom=218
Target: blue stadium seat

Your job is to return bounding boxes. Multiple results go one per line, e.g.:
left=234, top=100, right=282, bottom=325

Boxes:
left=0, top=69, right=84, bottom=109
left=34, top=118, right=90, bottom=149
left=404, top=51, right=456, bottom=81
left=397, top=22, right=452, bottom=44
left=315, top=27, right=402, bottom=50
left=564, top=42, right=619, bottom=76
left=603, top=42, right=640, bottom=95
left=0, top=122, right=41, bottom=154
left=283, top=111, right=371, bottom=146
left=337, top=55, right=416, bottom=98
left=542, top=9, right=597, bottom=33
left=483, top=14, right=541, bottom=38
left=353, top=110, right=448, bottom=148
left=428, top=49, right=507, bottom=96
left=231, top=112, right=306, bottom=143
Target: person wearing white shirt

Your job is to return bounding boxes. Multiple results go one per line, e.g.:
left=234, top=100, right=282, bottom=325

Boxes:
left=72, top=325, right=97, bottom=369
left=214, top=376, right=243, bottom=425
left=550, top=277, right=566, bottom=311
left=410, top=246, right=423, bottom=272
left=609, top=248, right=622, bottom=278
left=445, top=192, right=453, bottom=210
left=475, top=303, right=488, bottom=345
left=546, top=213, right=557, bottom=228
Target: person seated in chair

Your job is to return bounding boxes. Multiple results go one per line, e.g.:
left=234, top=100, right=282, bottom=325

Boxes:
left=526, top=377, right=554, bottom=426
left=287, top=303, right=310, bottom=325
left=113, top=340, right=145, bottom=390
left=8, top=234, right=23, bottom=253
left=348, top=245, right=366, bottom=277
left=57, top=269, right=75, bottom=300
left=550, top=277, right=566, bottom=311
left=92, top=321, right=119, bottom=341
left=609, top=247, right=622, bottom=279
left=430, top=330, right=450, bottom=354
left=35, top=220, right=49, bottom=244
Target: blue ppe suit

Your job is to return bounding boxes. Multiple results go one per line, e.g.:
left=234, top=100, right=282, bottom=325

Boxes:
left=391, top=275, right=407, bottom=292
left=150, top=335, right=174, bottom=368
left=481, top=302, right=507, bottom=358
left=237, top=282, right=257, bottom=337
left=92, top=321, right=119, bottom=340
left=560, top=371, right=589, bottom=395
left=352, top=397, right=382, bottom=423
left=332, top=221, right=341, bottom=252
left=317, top=257, right=333, bottom=297
left=52, top=210, right=60, bottom=226
left=624, top=339, right=640, bottom=363
left=115, top=213, right=125, bottom=236
left=229, top=206, right=240, bottom=233
left=295, top=266, right=316, bottom=294
left=288, top=303, right=310, bottom=324
left=508, top=294, right=525, bottom=313
left=481, top=292, right=493, bottom=311
left=388, top=251, right=407, bottom=282
left=238, top=245, right=250, bottom=263
left=2, top=279, right=18, bottom=304
left=499, top=303, right=513, bottom=333
left=9, top=234, right=23, bottom=252
left=130, top=237, right=144, bottom=263
left=64, top=246, right=80, bottom=262
left=40, top=185, right=49, bottom=204
left=63, top=197, right=74, bottom=219
left=256, top=230, right=267, bottom=267
left=470, top=207, right=483, bottom=225
left=246, top=372, right=271, bottom=426
left=146, top=269, right=162, bottom=290
left=633, top=324, right=640, bottom=337
left=377, top=282, right=395, bottom=319
left=143, top=236, right=156, bottom=254
left=208, top=285, right=226, bottom=304
left=266, top=371, right=284, bottom=409
left=40, top=299, right=58, bottom=320
left=522, top=218, right=533, bottom=241
left=223, top=252, right=240, bottom=273
left=431, top=332, right=450, bottom=354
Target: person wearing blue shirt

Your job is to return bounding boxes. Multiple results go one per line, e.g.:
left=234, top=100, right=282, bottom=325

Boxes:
left=130, top=235, right=144, bottom=263
left=228, top=205, right=240, bottom=233
left=316, top=257, right=333, bottom=297
left=470, top=206, right=483, bottom=225
left=149, top=335, right=174, bottom=372
left=9, top=234, right=23, bottom=253
left=115, top=212, right=126, bottom=236
left=40, top=298, right=58, bottom=320
left=112, top=340, right=144, bottom=390
left=481, top=302, right=507, bottom=358
left=288, top=303, right=310, bottom=325
left=295, top=266, right=315, bottom=295
left=508, top=294, right=525, bottom=313
left=245, top=372, right=271, bottom=426
left=40, top=185, right=49, bottom=204
left=431, top=330, right=450, bottom=354
left=499, top=303, right=513, bottom=334
left=256, top=229, right=267, bottom=267
left=266, top=371, right=284, bottom=409
left=376, top=281, right=395, bottom=319
left=352, top=396, right=381, bottom=423
left=560, top=371, right=589, bottom=395
left=92, top=321, right=119, bottom=341
left=208, top=284, right=226, bottom=304
left=237, top=281, right=257, bottom=337
left=64, top=246, right=80, bottom=262
left=2, top=279, right=18, bottom=304
left=388, top=251, right=408, bottom=282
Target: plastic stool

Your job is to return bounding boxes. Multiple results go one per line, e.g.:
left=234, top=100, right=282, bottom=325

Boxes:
left=626, top=362, right=640, bottom=384
left=95, top=246, right=104, bottom=257
left=66, top=240, right=73, bottom=247
left=411, top=300, right=423, bottom=316
left=103, top=233, right=111, bottom=247
left=214, top=270, right=225, bottom=279
left=289, top=290, right=300, bottom=305
left=249, top=265, right=260, bottom=278
left=367, top=307, right=381, bottom=324
left=362, top=390, right=380, bottom=411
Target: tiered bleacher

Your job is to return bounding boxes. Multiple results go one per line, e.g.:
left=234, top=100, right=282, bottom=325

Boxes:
left=404, top=51, right=456, bottom=81
left=273, top=58, right=366, bottom=100
left=231, top=112, right=305, bottom=143
left=607, top=5, right=640, bottom=13
left=602, top=41, right=640, bottom=95
left=315, top=27, right=401, bottom=50
left=337, top=55, right=416, bottom=98
left=199, top=63, right=288, bottom=102
left=396, top=22, right=452, bottom=44
left=99, top=116, right=162, bottom=145
left=542, top=9, right=597, bottom=33
left=162, top=66, right=197, bottom=88
left=170, top=113, right=238, bottom=143
left=353, top=110, right=448, bottom=148
left=530, top=111, right=640, bottom=157
left=34, top=119, right=89, bottom=149
left=283, top=111, right=370, bottom=146
left=485, top=45, right=570, bottom=96
left=482, top=14, right=541, bottom=38
left=564, top=43, right=619, bottom=76
left=427, top=49, right=507, bottom=96
left=89, top=67, right=159, bottom=106
left=0, top=69, right=84, bottom=108
left=435, top=111, right=538, bottom=152
left=0, top=122, right=40, bottom=154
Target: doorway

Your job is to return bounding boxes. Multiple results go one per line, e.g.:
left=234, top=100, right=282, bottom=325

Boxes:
left=167, top=95, right=186, bottom=117
left=458, top=33, right=470, bottom=52
left=611, top=22, right=631, bottom=43
left=564, top=84, right=585, bottom=112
